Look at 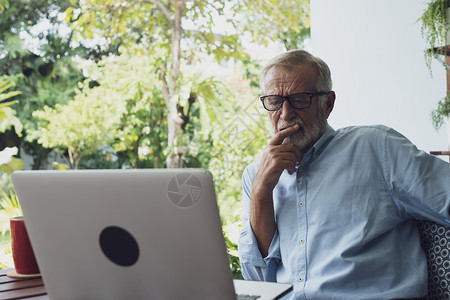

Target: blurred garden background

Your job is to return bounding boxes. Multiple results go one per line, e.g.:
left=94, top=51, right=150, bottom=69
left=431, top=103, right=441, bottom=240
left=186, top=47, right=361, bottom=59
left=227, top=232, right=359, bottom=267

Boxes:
left=0, top=0, right=310, bottom=277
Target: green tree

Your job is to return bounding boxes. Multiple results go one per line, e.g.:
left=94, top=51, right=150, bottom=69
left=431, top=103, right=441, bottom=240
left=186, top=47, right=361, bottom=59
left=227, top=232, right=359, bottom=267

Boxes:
left=0, top=0, right=79, bottom=168
left=80, top=52, right=169, bottom=169
left=30, top=80, right=122, bottom=169
left=234, top=0, right=310, bottom=50
left=0, top=0, right=120, bottom=169
left=66, top=0, right=310, bottom=168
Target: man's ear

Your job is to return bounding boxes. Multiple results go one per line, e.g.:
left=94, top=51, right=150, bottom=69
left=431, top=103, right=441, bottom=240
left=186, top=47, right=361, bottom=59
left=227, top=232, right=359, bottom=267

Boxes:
left=324, top=91, right=336, bottom=119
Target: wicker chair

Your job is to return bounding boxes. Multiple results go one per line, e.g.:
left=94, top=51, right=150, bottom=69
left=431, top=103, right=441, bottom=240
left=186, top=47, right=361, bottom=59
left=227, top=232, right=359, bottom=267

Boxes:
left=416, top=220, right=450, bottom=300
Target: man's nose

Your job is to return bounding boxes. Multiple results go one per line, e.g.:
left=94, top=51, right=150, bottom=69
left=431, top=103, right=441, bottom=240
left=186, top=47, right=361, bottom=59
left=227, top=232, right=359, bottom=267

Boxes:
left=280, top=99, right=296, bottom=121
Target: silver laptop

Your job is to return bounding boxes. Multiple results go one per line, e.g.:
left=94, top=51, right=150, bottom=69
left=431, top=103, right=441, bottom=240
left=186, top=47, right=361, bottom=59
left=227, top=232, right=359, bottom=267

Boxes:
left=12, top=169, right=292, bottom=300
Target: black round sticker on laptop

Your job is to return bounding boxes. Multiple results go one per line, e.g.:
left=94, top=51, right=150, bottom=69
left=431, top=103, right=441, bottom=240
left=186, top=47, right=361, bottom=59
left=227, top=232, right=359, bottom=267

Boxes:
left=99, top=226, right=139, bottom=267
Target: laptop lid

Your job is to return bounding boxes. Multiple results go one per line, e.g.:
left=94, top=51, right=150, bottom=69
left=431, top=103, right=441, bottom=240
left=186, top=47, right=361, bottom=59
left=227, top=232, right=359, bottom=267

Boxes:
left=12, top=169, right=237, bottom=299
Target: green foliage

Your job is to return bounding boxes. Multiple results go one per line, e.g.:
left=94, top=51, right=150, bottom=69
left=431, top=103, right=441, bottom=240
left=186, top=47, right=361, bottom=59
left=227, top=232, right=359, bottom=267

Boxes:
left=66, top=0, right=254, bottom=63
left=0, top=248, right=12, bottom=270
left=0, top=80, right=21, bottom=101
left=52, top=162, right=70, bottom=170
left=0, top=0, right=75, bottom=73
left=181, top=68, right=234, bottom=136
left=30, top=79, right=123, bottom=169
left=65, top=0, right=168, bottom=58
left=11, top=57, right=85, bottom=132
left=80, top=52, right=169, bottom=169
left=419, top=0, right=450, bottom=71
left=419, top=0, right=450, bottom=129
left=0, top=190, right=21, bottom=270
left=63, top=0, right=310, bottom=170
left=233, top=0, right=310, bottom=50
left=0, top=80, right=23, bottom=267
left=431, top=92, right=450, bottom=129
left=0, top=79, right=22, bottom=136
left=0, top=154, right=24, bottom=175
left=14, top=57, right=86, bottom=169
left=0, top=191, right=22, bottom=237
left=0, top=0, right=8, bottom=10
left=207, top=62, right=271, bottom=225
left=77, top=147, right=124, bottom=169
left=0, top=79, right=24, bottom=176
left=0, top=0, right=116, bottom=169
left=223, top=222, right=243, bottom=279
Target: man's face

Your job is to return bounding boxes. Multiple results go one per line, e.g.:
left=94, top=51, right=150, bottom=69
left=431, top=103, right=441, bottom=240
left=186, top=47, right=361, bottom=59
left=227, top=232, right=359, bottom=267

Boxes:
left=264, top=65, right=334, bottom=153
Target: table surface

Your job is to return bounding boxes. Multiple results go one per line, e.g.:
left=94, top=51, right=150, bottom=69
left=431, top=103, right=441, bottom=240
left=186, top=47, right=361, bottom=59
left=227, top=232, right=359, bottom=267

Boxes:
left=0, top=269, right=48, bottom=299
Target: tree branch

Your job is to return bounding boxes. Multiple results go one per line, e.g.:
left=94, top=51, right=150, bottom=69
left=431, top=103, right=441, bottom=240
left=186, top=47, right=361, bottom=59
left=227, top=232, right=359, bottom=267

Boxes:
left=159, top=70, right=170, bottom=107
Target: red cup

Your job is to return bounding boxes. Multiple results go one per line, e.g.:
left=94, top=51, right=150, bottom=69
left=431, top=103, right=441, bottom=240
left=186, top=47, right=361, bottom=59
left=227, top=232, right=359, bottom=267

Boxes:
left=10, top=216, right=40, bottom=274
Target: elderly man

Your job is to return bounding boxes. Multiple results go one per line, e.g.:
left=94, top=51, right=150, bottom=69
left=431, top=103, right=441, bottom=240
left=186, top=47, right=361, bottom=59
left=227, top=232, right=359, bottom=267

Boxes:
left=238, top=49, right=450, bottom=299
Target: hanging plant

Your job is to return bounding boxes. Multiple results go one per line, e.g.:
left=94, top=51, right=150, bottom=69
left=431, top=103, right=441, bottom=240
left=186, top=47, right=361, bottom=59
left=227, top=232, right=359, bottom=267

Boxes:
left=419, top=0, right=450, bottom=71
left=419, top=0, right=450, bottom=129
left=431, top=92, right=450, bottom=129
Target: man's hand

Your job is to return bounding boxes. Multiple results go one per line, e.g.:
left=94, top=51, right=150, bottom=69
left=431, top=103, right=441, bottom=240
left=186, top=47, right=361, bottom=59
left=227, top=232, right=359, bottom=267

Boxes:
left=250, top=124, right=303, bottom=257
left=254, top=124, right=303, bottom=192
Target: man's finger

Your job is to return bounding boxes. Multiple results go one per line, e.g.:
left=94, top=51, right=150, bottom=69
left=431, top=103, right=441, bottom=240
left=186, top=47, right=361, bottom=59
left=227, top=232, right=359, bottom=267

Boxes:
left=270, top=124, right=300, bottom=145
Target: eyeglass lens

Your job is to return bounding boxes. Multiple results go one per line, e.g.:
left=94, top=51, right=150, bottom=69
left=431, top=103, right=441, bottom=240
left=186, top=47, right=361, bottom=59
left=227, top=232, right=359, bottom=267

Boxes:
left=263, top=94, right=312, bottom=110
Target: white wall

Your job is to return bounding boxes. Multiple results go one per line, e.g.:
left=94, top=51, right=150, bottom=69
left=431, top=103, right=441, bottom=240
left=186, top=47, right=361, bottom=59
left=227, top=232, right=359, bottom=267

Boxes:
left=310, top=0, right=448, bottom=154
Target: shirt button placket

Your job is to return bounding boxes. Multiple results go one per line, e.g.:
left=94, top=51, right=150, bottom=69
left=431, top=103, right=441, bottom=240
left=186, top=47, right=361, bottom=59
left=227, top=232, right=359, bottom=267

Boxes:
left=296, top=168, right=307, bottom=295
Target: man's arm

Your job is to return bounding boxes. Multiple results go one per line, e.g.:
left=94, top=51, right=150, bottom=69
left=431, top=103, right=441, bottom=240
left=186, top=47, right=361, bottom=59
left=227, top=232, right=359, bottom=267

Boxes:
left=384, top=128, right=450, bottom=224
left=250, top=125, right=302, bottom=257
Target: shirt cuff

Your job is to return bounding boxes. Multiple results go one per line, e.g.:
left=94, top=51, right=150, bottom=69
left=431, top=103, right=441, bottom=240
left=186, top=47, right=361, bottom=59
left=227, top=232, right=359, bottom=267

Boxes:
left=239, top=222, right=281, bottom=282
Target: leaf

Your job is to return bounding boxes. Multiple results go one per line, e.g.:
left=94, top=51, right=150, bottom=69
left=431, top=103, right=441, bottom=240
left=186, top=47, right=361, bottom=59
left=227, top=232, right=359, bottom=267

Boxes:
left=52, top=162, right=70, bottom=170
left=0, top=157, right=24, bottom=174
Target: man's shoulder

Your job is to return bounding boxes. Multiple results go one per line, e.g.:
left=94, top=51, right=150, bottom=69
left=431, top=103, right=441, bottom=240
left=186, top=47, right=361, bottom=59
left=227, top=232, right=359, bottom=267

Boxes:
left=331, top=125, right=413, bottom=154
left=336, top=124, right=394, bottom=136
left=333, top=124, right=397, bottom=143
left=320, top=125, right=398, bottom=154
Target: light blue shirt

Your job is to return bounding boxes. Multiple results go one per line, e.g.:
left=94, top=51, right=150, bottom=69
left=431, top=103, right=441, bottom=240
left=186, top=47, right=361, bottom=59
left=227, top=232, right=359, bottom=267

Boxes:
left=238, top=125, right=450, bottom=300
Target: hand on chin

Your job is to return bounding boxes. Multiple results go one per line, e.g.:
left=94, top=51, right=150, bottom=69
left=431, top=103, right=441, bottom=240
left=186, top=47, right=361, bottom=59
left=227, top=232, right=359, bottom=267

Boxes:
left=282, top=136, right=291, bottom=144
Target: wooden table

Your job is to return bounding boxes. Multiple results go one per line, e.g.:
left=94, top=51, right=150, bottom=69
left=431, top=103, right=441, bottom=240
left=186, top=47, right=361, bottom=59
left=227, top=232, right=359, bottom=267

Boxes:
left=0, top=269, right=48, bottom=299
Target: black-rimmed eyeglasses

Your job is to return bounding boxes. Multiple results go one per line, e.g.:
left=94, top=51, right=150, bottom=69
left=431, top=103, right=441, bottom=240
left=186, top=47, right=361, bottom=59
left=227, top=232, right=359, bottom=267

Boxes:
left=260, top=91, right=328, bottom=111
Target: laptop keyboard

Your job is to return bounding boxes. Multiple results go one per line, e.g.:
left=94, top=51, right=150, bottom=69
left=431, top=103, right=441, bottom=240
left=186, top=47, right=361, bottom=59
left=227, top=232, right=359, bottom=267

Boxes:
left=236, top=294, right=261, bottom=300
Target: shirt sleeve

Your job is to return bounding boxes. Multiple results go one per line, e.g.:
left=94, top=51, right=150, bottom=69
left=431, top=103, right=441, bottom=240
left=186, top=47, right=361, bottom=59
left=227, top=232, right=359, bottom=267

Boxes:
left=238, top=163, right=281, bottom=282
left=383, top=128, right=450, bottom=225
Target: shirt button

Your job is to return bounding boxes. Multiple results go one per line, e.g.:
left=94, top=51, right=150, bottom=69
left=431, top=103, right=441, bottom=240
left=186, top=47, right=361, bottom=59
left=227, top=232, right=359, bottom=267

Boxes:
left=299, top=239, right=304, bottom=244
left=299, top=169, right=304, bottom=174
left=298, top=202, right=304, bottom=207
left=298, top=277, right=303, bottom=282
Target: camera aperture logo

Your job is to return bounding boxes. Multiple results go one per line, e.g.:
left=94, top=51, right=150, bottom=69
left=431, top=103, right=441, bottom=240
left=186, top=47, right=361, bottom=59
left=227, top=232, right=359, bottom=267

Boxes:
left=167, top=173, right=202, bottom=208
